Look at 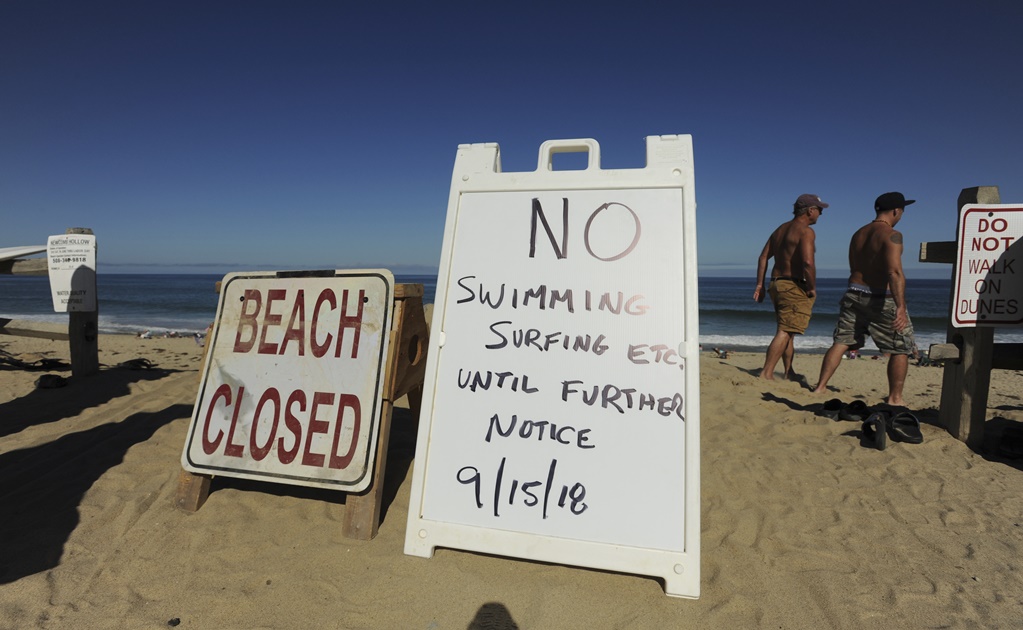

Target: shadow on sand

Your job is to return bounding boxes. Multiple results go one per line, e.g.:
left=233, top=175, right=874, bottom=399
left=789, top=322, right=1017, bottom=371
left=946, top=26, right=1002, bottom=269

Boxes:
left=733, top=363, right=814, bottom=390
left=759, top=392, right=1023, bottom=470
left=0, top=403, right=190, bottom=584
left=200, top=405, right=420, bottom=527
left=467, top=602, right=519, bottom=630
left=0, top=365, right=181, bottom=439
left=979, top=417, right=1023, bottom=473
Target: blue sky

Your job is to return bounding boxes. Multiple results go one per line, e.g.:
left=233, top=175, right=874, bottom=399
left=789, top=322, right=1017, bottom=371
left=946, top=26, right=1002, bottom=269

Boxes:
left=3, top=1, right=1021, bottom=278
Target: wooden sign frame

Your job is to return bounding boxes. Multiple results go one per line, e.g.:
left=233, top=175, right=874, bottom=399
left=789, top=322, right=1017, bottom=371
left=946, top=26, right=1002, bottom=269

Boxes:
left=175, top=281, right=428, bottom=541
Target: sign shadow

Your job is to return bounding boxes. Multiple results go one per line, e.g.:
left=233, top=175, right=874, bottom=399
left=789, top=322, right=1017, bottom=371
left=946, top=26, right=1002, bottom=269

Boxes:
left=200, top=404, right=420, bottom=527
left=975, top=232, right=1023, bottom=325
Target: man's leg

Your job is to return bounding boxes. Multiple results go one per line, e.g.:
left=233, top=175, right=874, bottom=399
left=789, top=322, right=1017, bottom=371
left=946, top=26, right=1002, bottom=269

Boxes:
left=781, top=337, right=806, bottom=380
left=886, top=353, right=909, bottom=406
left=813, top=342, right=849, bottom=393
left=760, top=328, right=792, bottom=380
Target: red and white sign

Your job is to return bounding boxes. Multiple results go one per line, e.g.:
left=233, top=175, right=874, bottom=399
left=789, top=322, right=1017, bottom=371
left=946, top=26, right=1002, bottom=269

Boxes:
left=953, top=205, right=1023, bottom=327
left=182, top=270, right=393, bottom=491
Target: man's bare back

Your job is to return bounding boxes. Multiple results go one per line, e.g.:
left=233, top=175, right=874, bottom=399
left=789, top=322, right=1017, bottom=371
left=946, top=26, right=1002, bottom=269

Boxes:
left=767, top=219, right=815, bottom=282
left=848, top=220, right=902, bottom=290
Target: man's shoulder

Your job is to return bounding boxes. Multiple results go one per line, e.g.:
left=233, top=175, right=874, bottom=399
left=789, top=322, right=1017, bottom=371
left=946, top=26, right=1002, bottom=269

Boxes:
left=792, top=222, right=815, bottom=237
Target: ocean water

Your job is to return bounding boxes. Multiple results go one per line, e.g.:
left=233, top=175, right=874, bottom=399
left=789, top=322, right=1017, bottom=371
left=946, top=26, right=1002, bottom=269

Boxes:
left=697, top=277, right=1023, bottom=353
left=2, top=274, right=1019, bottom=352
left=0, top=274, right=439, bottom=338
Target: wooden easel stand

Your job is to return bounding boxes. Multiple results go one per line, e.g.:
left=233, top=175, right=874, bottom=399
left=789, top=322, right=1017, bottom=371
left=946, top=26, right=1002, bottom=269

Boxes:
left=174, top=282, right=429, bottom=542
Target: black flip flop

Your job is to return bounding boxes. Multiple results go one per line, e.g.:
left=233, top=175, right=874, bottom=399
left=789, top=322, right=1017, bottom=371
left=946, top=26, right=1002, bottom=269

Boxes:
left=861, top=412, right=888, bottom=451
left=817, top=398, right=844, bottom=420
left=840, top=399, right=870, bottom=422
left=887, top=411, right=924, bottom=444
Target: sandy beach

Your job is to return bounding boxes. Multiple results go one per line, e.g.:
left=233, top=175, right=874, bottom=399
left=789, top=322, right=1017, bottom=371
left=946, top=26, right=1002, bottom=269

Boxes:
left=2, top=319, right=1023, bottom=629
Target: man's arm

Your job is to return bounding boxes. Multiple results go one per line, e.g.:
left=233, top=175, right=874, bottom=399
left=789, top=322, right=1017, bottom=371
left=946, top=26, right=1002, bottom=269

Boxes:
left=799, top=228, right=817, bottom=298
left=754, top=238, right=772, bottom=303
left=885, top=230, right=909, bottom=331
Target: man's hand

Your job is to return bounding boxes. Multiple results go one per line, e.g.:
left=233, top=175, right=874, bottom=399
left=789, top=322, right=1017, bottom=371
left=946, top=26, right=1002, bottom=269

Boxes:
left=754, top=285, right=765, bottom=303
left=894, top=306, right=909, bottom=332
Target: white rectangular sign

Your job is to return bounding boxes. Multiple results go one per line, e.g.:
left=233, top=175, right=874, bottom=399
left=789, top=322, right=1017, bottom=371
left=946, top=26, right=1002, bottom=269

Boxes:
left=47, top=234, right=97, bottom=312
left=405, top=137, right=700, bottom=598
left=953, top=205, right=1023, bottom=327
left=182, top=270, right=393, bottom=492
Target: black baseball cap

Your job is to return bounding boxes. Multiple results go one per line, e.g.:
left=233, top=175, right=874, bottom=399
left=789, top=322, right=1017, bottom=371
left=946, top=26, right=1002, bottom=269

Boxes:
left=875, top=192, right=916, bottom=212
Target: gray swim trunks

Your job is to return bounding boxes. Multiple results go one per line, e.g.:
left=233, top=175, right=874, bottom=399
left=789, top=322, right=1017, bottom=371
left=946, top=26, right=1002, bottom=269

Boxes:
left=832, top=286, right=916, bottom=354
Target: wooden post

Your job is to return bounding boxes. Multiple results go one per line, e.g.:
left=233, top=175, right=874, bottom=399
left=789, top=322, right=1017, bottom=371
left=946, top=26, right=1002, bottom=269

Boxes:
left=938, top=187, right=1000, bottom=447
left=342, top=284, right=429, bottom=540
left=174, top=468, right=211, bottom=511
left=174, top=287, right=217, bottom=513
left=66, top=228, right=99, bottom=377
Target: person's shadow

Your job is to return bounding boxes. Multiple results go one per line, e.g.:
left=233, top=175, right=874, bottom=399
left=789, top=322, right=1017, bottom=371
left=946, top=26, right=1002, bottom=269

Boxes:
left=467, top=602, right=519, bottom=630
left=735, top=364, right=814, bottom=391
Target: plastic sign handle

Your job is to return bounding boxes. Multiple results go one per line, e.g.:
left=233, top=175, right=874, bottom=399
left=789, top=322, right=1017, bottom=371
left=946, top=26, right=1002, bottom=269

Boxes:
left=537, top=138, right=601, bottom=172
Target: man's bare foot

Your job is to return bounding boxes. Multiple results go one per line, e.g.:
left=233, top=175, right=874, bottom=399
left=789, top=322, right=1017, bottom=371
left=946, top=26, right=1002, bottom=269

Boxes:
left=811, top=385, right=828, bottom=395
left=885, top=397, right=906, bottom=406
left=759, top=370, right=775, bottom=381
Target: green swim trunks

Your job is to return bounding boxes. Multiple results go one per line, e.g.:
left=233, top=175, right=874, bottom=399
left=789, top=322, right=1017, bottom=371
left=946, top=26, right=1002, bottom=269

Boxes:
left=768, top=278, right=815, bottom=334
left=832, top=288, right=916, bottom=354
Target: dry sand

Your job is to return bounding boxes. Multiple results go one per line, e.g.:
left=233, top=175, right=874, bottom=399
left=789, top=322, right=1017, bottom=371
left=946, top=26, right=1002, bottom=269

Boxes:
left=2, top=322, right=1023, bottom=629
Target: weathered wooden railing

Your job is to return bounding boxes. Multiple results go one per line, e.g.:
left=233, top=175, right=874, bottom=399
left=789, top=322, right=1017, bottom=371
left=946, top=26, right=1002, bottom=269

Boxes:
left=919, top=186, right=1023, bottom=449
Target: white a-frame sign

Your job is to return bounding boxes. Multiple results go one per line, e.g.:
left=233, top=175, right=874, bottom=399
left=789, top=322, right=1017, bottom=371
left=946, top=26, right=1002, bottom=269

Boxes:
left=404, top=137, right=700, bottom=598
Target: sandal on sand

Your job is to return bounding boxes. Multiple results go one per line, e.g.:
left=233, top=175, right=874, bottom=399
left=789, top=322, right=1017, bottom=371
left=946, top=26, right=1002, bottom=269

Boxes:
left=840, top=400, right=871, bottom=422
left=35, top=374, right=69, bottom=389
left=887, top=411, right=923, bottom=444
left=817, top=398, right=845, bottom=420
left=861, top=412, right=888, bottom=451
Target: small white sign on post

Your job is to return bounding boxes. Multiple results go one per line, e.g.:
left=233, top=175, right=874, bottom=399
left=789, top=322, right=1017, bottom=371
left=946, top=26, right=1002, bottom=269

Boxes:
left=47, top=234, right=97, bottom=312
left=182, top=270, right=393, bottom=492
left=404, top=137, right=700, bottom=598
left=953, top=204, right=1023, bottom=327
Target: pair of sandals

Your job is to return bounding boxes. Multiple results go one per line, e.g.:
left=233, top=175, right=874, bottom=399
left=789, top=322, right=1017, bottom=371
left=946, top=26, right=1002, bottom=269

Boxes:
left=861, top=410, right=924, bottom=451
left=817, top=398, right=923, bottom=450
left=817, top=398, right=871, bottom=422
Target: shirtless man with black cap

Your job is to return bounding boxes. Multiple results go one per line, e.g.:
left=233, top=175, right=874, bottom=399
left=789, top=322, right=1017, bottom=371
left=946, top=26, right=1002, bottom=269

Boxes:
left=813, top=192, right=917, bottom=405
left=754, top=193, right=827, bottom=381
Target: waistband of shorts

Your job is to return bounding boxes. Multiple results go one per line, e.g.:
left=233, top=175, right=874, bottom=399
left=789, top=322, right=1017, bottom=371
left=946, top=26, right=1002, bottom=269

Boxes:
left=846, top=283, right=891, bottom=297
left=771, top=276, right=805, bottom=284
